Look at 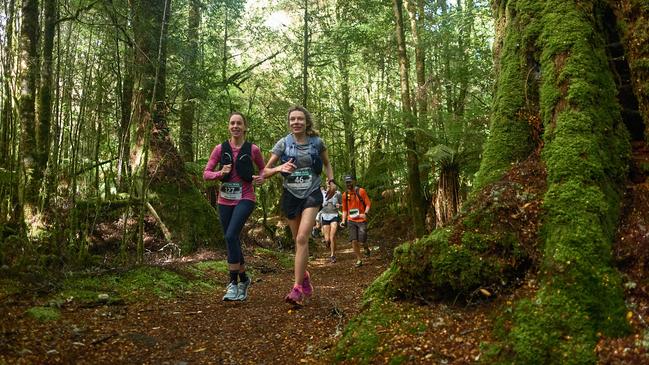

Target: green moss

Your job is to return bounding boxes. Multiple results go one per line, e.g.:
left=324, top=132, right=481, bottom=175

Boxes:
left=474, top=0, right=544, bottom=189
left=365, top=227, right=528, bottom=303
left=498, top=0, right=632, bottom=361
left=255, top=247, right=294, bottom=270
left=0, top=278, right=21, bottom=299
left=26, top=306, right=60, bottom=321
left=192, top=260, right=229, bottom=274
left=333, top=301, right=426, bottom=364
left=56, top=266, right=216, bottom=305
left=151, top=182, right=223, bottom=253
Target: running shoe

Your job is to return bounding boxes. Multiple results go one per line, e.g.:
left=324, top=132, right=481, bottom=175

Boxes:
left=236, top=276, right=251, bottom=301
left=285, top=284, right=305, bottom=305
left=364, top=247, right=371, bottom=257
left=355, top=260, right=363, bottom=268
left=222, top=282, right=239, bottom=301
left=330, top=255, right=336, bottom=263
left=302, top=271, right=313, bottom=297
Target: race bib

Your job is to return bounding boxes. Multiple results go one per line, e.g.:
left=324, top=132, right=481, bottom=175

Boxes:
left=286, top=167, right=313, bottom=189
left=349, top=208, right=360, bottom=218
left=220, top=182, right=243, bottom=200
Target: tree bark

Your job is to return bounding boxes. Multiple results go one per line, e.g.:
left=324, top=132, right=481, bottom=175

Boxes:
left=302, top=0, right=309, bottom=108
left=36, top=0, right=57, bottom=201
left=392, top=0, right=426, bottom=237
left=1, top=0, right=17, bottom=224
left=1, top=0, right=16, bottom=169
left=434, top=162, right=459, bottom=227
left=179, top=0, right=200, bottom=162
left=17, top=0, right=40, bottom=221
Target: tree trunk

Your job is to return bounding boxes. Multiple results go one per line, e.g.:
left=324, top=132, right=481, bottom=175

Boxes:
left=434, top=162, right=459, bottom=227
left=1, top=0, right=17, bottom=224
left=392, top=0, right=426, bottom=237
left=36, top=0, right=57, bottom=207
left=130, top=0, right=221, bottom=253
left=179, top=0, right=200, bottom=162
left=17, top=0, right=40, bottom=222
left=1, top=0, right=15, bottom=169
left=369, top=0, right=639, bottom=361
left=302, top=0, right=309, bottom=108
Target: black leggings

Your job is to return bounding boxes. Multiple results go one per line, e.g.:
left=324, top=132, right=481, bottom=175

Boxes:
left=218, top=200, right=255, bottom=265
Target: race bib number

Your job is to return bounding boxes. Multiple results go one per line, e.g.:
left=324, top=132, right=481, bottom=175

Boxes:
left=349, top=208, right=360, bottom=218
left=220, top=182, right=243, bottom=200
left=286, top=167, right=313, bottom=189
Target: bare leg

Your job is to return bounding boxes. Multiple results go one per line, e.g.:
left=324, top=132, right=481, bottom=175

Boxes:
left=322, top=224, right=331, bottom=246
left=329, top=222, right=338, bottom=257
left=287, top=206, right=319, bottom=285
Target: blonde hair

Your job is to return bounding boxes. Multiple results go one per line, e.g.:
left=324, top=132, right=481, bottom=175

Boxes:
left=287, top=105, right=319, bottom=137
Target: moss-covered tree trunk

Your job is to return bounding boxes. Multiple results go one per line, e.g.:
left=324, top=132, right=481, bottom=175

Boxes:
left=363, top=0, right=647, bottom=362
left=130, top=0, right=222, bottom=253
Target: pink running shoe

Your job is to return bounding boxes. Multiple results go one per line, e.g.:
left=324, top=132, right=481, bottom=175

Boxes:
left=302, top=271, right=313, bottom=297
left=285, top=284, right=305, bottom=305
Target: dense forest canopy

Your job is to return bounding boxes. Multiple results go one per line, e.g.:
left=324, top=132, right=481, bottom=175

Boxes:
left=0, top=0, right=494, bottom=255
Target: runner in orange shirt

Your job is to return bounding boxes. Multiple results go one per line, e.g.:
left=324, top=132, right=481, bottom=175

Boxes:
left=341, top=175, right=371, bottom=267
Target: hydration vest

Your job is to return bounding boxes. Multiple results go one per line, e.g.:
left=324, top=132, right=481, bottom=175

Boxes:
left=280, top=134, right=323, bottom=176
left=220, top=141, right=254, bottom=182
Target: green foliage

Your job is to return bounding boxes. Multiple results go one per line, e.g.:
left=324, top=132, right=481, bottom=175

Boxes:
left=26, top=306, right=61, bottom=322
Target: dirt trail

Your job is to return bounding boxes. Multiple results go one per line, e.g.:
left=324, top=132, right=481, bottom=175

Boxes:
left=0, top=244, right=388, bottom=364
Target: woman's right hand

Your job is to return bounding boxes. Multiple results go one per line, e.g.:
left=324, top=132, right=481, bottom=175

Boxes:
left=278, top=160, right=296, bottom=175
left=221, top=164, right=232, bottom=175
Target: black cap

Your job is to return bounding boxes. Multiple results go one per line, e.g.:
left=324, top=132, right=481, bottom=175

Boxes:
left=344, top=175, right=355, bottom=183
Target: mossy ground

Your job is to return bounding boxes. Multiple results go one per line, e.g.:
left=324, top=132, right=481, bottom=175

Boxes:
left=48, top=263, right=223, bottom=308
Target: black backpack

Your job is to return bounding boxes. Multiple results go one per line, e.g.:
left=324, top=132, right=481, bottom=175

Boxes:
left=220, top=141, right=254, bottom=182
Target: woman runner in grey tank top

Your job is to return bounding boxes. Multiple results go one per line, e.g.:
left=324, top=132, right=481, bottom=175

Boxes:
left=263, top=106, right=336, bottom=305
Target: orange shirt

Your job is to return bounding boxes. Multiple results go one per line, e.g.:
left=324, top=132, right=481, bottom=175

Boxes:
left=342, top=187, right=371, bottom=223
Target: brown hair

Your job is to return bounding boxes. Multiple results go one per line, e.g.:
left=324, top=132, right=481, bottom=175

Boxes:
left=287, top=105, right=319, bottom=137
left=229, top=111, right=247, bottom=126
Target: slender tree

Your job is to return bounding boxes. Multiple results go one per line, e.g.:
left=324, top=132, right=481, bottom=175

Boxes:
left=392, top=0, right=426, bottom=236
left=17, top=0, right=40, bottom=223
left=302, top=0, right=309, bottom=108
left=179, top=0, right=201, bottom=162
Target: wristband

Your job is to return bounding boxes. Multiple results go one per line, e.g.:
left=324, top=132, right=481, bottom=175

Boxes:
left=328, top=178, right=335, bottom=184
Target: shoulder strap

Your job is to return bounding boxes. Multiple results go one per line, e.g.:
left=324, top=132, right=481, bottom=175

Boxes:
left=219, top=141, right=233, bottom=181
left=240, top=141, right=252, bottom=156
left=308, top=136, right=321, bottom=156
left=283, top=134, right=296, bottom=158
left=220, top=140, right=232, bottom=162
left=354, top=187, right=366, bottom=210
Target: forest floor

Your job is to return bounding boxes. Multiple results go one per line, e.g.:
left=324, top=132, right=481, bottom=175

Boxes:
left=2, top=174, right=649, bottom=364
